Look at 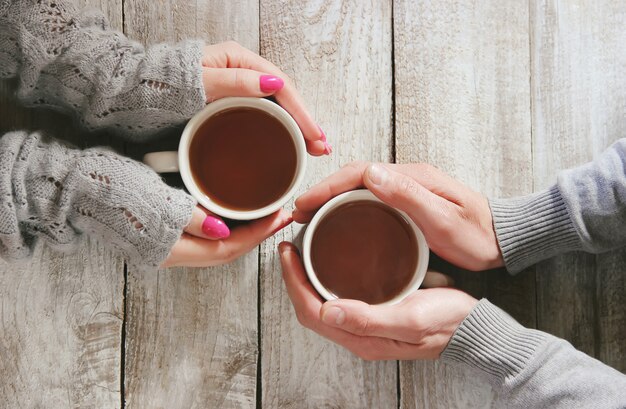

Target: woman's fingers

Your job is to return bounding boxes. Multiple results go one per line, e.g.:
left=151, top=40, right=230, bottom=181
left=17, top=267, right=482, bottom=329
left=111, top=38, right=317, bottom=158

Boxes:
left=204, top=42, right=329, bottom=156
left=184, top=206, right=230, bottom=240
left=203, top=67, right=285, bottom=101
left=218, top=209, right=293, bottom=260
left=165, top=209, right=292, bottom=268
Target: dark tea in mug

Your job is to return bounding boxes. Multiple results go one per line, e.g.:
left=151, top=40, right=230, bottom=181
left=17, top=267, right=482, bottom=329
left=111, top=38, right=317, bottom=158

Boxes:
left=310, top=200, right=418, bottom=304
left=189, top=107, right=297, bottom=211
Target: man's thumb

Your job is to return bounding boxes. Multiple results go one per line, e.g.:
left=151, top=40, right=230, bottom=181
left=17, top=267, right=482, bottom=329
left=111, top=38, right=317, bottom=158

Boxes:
left=320, top=299, right=409, bottom=341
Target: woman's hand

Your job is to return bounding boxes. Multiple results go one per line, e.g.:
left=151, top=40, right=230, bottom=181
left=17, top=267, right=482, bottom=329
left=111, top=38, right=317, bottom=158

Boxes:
left=278, top=242, right=477, bottom=360
left=201, top=41, right=331, bottom=156
left=294, top=162, right=504, bottom=271
left=162, top=206, right=293, bottom=268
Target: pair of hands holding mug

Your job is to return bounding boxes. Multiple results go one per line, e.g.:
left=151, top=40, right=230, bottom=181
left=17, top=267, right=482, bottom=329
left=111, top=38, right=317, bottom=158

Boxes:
left=280, top=162, right=504, bottom=360
left=163, top=41, right=330, bottom=268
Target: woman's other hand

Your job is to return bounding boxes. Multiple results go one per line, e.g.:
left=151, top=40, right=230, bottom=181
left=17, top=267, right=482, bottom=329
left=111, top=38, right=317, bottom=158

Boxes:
left=162, top=206, right=292, bottom=268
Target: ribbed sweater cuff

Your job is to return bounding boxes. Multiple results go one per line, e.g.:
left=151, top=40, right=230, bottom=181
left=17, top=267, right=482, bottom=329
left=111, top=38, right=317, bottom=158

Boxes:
left=440, top=299, right=548, bottom=384
left=489, top=185, right=584, bottom=274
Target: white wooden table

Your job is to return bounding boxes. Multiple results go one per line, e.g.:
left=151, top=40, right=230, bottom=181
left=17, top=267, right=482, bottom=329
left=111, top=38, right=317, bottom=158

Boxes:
left=1, top=1, right=624, bottom=408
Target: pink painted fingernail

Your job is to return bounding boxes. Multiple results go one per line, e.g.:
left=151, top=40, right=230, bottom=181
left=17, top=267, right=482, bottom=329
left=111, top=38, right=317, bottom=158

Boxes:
left=323, top=142, right=333, bottom=155
left=260, top=75, right=284, bottom=93
left=202, top=215, right=230, bottom=239
left=318, top=125, right=327, bottom=142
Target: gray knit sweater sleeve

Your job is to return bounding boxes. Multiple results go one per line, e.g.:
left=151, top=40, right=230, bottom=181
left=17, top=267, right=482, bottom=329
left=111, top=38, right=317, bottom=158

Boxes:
left=0, top=131, right=196, bottom=269
left=0, top=0, right=206, bottom=138
left=441, top=300, right=626, bottom=408
left=490, top=138, right=626, bottom=273
left=440, top=139, right=626, bottom=407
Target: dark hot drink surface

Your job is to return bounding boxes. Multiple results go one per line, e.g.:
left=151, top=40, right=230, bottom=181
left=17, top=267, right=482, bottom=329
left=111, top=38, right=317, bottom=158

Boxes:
left=310, top=200, right=418, bottom=304
left=189, top=107, right=297, bottom=211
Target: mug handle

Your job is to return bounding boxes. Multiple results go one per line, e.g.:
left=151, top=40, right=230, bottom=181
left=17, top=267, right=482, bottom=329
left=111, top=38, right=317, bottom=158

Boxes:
left=143, top=151, right=179, bottom=173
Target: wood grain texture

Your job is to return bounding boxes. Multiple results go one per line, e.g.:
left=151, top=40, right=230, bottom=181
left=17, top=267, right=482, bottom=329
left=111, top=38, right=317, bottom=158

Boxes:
left=121, top=1, right=261, bottom=408
left=531, top=0, right=626, bottom=371
left=0, top=243, right=124, bottom=408
left=74, top=0, right=123, bottom=27
left=393, top=0, right=533, bottom=407
left=0, top=1, right=124, bottom=408
left=259, top=1, right=396, bottom=407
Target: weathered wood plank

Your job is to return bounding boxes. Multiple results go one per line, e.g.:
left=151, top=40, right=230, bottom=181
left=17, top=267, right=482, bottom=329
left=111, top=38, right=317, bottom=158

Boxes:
left=531, top=0, right=626, bottom=371
left=0, top=1, right=124, bottom=408
left=0, top=243, right=124, bottom=408
left=121, top=1, right=261, bottom=408
left=259, top=1, right=396, bottom=408
left=74, top=0, right=123, bottom=26
left=394, top=0, right=533, bottom=407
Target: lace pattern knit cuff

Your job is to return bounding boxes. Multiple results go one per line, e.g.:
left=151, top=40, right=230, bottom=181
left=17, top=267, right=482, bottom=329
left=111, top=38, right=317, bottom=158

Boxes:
left=0, top=131, right=196, bottom=270
left=489, top=186, right=584, bottom=274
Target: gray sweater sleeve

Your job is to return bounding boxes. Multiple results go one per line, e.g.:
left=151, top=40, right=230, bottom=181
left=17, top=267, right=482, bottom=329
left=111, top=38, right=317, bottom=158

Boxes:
left=441, top=300, right=626, bottom=408
left=0, top=0, right=206, bottom=139
left=0, top=131, right=196, bottom=269
left=441, top=140, right=626, bottom=407
left=490, top=138, right=626, bottom=273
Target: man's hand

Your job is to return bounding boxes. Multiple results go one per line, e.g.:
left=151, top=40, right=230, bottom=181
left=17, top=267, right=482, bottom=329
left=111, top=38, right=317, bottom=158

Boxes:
left=279, top=242, right=477, bottom=360
left=294, top=162, right=503, bottom=271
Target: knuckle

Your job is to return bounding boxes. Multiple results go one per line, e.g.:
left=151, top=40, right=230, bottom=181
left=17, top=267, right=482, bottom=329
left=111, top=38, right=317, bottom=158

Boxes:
left=232, top=70, right=248, bottom=92
left=397, top=176, right=419, bottom=198
left=351, top=314, right=373, bottom=336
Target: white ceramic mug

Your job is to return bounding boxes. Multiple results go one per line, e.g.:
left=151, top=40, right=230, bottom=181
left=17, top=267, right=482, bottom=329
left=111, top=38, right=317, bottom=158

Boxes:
left=143, top=97, right=307, bottom=220
left=302, top=190, right=430, bottom=306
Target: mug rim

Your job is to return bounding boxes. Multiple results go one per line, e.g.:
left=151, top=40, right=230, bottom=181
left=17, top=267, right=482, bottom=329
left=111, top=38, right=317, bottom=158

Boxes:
left=178, top=97, right=307, bottom=220
left=302, top=190, right=430, bottom=306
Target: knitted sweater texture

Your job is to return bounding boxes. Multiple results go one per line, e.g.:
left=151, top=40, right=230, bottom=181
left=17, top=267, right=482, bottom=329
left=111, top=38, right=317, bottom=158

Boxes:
left=0, top=0, right=204, bottom=267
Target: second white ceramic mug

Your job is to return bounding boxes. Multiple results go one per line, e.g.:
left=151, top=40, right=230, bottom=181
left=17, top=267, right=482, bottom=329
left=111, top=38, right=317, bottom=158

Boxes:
left=302, top=190, right=430, bottom=306
left=143, top=97, right=308, bottom=220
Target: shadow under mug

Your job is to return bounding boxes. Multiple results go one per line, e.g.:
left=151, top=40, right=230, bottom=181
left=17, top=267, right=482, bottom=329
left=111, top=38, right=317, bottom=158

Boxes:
left=302, top=190, right=430, bottom=306
left=143, top=97, right=308, bottom=220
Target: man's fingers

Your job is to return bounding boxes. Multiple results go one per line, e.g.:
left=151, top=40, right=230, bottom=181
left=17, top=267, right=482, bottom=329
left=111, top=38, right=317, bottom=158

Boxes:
left=278, top=242, right=325, bottom=316
left=421, top=270, right=455, bottom=288
left=363, top=164, right=455, bottom=228
left=319, top=298, right=420, bottom=343
left=184, top=206, right=230, bottom=240
left=392, top=164, right=474, bottom=206
left=277, top=242, right=428, bottom=359
left=293, top=162, right=370, bottom=222
left=203, top=67, right=284, bottom=100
